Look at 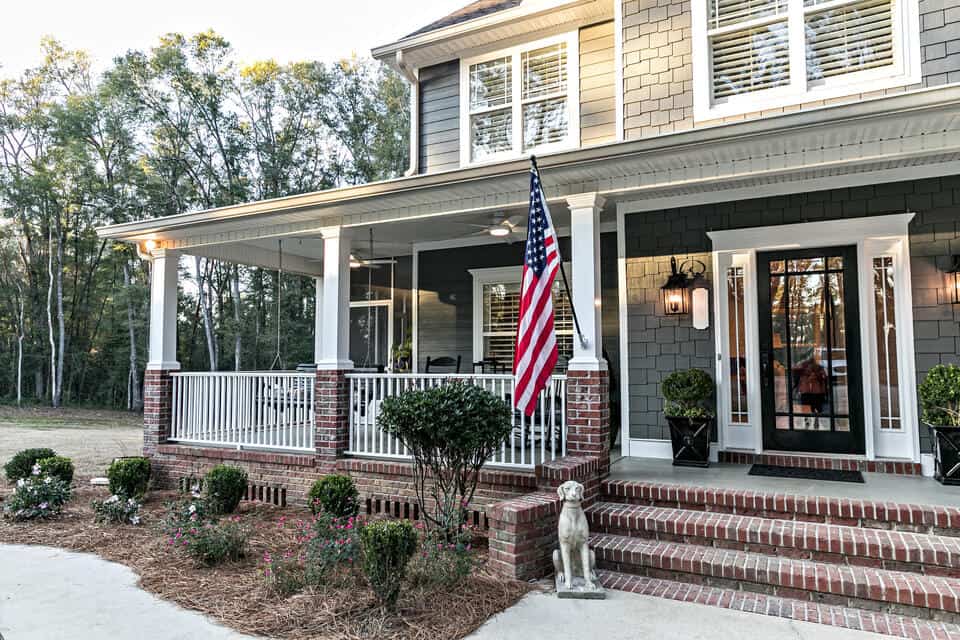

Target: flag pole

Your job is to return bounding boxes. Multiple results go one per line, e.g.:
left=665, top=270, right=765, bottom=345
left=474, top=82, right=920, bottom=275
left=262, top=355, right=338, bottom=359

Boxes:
left=529, top=155, right=589, bottom=350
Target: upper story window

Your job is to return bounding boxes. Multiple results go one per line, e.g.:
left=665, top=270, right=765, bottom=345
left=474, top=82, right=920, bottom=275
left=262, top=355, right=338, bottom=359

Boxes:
left=693, top=0, right=920, bottom=120
left=461, top=33, right=580, bottom=165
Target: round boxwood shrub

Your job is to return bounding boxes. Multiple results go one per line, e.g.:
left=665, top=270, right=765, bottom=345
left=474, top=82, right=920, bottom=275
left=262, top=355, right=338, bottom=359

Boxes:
left=360, top=519, right=418, bottom=609
left=107, top=457, right=152, bottom=498
left=307, top=474, right=359, bottom=517
left=662, top=368, right=715, bottom=420
left=38, top=456, right=74, bottom=484
left=4, top=448, right=57, bottom=483
left=920, top=364, right=960, bottom=427
left=204, top=465, right=248, bottom=514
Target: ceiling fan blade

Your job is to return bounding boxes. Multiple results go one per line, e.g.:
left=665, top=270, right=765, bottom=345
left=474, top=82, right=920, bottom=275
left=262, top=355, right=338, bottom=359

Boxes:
left=505, top=215, right=524, bottom=227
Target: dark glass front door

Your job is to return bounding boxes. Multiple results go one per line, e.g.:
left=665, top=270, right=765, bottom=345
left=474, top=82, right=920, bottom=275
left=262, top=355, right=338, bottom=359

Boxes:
left=757, top=246, right=865, bottom=454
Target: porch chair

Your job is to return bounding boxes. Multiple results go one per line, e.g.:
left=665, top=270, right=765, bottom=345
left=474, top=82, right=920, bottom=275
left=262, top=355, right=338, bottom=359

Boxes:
left=424, top=355, right=462, bottom=373
left=473, top=357, right=507, bottom=374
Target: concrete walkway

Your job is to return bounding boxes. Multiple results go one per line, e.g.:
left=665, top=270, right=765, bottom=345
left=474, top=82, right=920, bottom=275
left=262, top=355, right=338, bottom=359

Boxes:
left=0, top=545, right=257, bottom=640
left=467, top=589, right=888, bottom=640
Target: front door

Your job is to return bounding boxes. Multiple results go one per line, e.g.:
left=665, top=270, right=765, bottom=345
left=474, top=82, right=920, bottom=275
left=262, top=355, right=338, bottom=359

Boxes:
left=757, top=246, right=865, bottom=454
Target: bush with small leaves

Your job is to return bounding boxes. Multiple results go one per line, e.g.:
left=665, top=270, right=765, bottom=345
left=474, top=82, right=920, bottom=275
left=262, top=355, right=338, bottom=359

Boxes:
left=360, top=519, right=418, bottom=609
left=3, top=465, right=72, bottom=521
left=38, top=456, right=74, bottom=485
left=4, top=448, right=57, bottom=483
left=107, top=457, right=151, bottom=498
left=170, top=518, right=250, bottom=567
left=920, top=364, right=960, bottom=427
left=307, top=474, right=359, bottom=517
left=662, top=368, right=716, bottom=420
left=408, top=527, right=478, bottom=588
left=160, top=498, right=213, bottom=534
left=92, top=494, right=142, bottom=525
left=204, top=465, right=248, bottom=514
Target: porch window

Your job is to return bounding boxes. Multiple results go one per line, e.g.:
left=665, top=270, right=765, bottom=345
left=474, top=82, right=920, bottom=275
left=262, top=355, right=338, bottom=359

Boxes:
left=463, top=34, right=578, bottom=164
left=872, top=256, right=901, bottom=430
left=695, top=0, right=918, bottom=119
left=478, top=278, right=574, bottom=369
left=726, top=266, right=749, bottom=423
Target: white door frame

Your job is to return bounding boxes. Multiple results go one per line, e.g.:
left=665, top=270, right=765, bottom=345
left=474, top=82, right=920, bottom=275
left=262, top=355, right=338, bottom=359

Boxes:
left=707, top=213, right=919, bottom=463
left=349, top=299, right=394, bottom=369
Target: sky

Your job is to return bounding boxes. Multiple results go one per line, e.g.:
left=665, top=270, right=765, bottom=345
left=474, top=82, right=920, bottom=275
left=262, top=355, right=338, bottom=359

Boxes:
left=1, top=0, right=469, bottom=76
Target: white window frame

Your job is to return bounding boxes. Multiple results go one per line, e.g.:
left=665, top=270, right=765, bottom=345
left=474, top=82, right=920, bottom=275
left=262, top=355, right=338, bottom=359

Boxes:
left=469, top=264, right=573, bottom=365
left=459, top=32, right=580, bottom=166
left=691, top=0, right=921, bottom=121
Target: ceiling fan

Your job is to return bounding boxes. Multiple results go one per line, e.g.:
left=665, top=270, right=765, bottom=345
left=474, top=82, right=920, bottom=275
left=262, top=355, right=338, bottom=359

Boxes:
left=460, top=213, right=525, bottom=242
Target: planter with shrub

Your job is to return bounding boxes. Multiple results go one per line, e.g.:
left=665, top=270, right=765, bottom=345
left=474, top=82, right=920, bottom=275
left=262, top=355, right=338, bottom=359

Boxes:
left=107, top=456, right=151, bottom=498
left=920, top=364, right=960, bottom=485
left=662, top=368, right=716, bottom=468
left=4, top=448, right=57, bottom=483
left=308, top=474, right=359, bottom=517
left=204, top=464, right=248, bottom=514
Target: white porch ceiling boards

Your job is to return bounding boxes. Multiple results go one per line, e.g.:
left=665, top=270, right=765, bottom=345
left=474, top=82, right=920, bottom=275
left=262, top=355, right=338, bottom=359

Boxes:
left=98, top=85, right=960, bottom=256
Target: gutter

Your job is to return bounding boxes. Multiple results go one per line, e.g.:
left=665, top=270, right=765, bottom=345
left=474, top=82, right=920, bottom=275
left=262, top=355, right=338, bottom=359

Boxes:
left=96, top=83, right=960, bottom=241
left=395, top=50, right=420, bottom=177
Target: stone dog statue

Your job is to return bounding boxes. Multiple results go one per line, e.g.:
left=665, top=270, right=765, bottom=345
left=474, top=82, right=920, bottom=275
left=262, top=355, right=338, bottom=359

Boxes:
left=552, top=480, right=604, bottom=598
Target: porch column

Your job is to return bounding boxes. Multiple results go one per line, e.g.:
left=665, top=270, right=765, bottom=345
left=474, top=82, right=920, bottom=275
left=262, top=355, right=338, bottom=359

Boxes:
left=144, top=247, right=180, bottom=456
left=315, top=227, right=353, bottom=472
left=314, top=277, right=323, bottom=364
left=564, top=193, right=611, bottom=477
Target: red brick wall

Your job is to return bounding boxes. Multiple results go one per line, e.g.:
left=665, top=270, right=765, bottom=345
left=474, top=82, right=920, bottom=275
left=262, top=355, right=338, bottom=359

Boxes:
left=315, top=369, right=349, bottom=472
left=566, top=369, right=611, bottom=478
left=143, top=369, right=174, bottom=456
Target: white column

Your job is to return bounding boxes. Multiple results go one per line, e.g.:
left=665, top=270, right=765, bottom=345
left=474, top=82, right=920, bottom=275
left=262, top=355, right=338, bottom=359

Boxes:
left=565, top=193, right=606, bottom=371
left=147, top=247, right=181, bottom=371
left=314, top=277, right=324, bottom=364
left=317, top=227, right=353, bottom=370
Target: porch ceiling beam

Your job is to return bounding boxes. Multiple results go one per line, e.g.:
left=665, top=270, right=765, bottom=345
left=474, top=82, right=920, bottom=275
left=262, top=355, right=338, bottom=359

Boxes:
left=188, top=241, right=323, bottom=277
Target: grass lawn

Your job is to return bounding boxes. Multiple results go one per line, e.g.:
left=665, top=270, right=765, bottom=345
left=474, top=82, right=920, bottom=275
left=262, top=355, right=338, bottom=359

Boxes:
left=0, top=406, right=142, bottom=479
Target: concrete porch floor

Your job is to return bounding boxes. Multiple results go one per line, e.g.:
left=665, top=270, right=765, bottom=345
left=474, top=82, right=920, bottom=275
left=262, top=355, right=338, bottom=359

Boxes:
left=608, top=456, right=960, bottom=508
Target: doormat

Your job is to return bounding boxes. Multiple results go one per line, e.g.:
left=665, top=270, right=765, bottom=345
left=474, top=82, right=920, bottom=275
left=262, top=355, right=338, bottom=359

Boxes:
left=748, top=464, right=865, bottom=484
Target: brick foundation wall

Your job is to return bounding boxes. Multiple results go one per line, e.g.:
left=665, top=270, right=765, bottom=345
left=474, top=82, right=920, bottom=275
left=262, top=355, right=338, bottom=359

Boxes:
left=143, top=369, right=174, bottom=456
left=566, top=369, right=612, bottom=478
left=315, top=369, right=349, bottom=473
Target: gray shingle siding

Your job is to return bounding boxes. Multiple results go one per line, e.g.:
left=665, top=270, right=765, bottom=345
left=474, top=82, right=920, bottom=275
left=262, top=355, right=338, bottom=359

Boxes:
left=922, top=0, right=960, bottom=85
left=623, top=176, right=960, bottom=453
left=418, top=60, right=460, bottom=174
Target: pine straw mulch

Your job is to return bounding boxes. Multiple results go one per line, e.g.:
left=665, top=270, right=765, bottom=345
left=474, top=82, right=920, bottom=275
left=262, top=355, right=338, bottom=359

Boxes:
left=0, top=483, right=534, bottom=640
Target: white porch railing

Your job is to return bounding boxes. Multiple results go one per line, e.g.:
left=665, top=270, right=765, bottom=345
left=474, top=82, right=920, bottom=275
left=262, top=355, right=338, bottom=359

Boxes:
left=346, top=373, right=567, bottom=469
left=170, top=371, right=316, bottom=452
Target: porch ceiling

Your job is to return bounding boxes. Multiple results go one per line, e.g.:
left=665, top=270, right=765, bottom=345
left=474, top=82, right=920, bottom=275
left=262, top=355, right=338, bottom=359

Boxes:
left=98, top=85, right=960, bottom=259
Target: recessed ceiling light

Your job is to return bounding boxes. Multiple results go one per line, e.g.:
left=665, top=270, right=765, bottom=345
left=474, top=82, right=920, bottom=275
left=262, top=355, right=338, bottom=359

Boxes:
left=489, top=226, right=510, bottom=237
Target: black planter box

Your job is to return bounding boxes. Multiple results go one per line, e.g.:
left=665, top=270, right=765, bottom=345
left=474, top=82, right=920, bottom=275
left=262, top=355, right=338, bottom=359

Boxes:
left=928, top=424, right=960, bottom=486
left=666, top=416, right=712, bottom=468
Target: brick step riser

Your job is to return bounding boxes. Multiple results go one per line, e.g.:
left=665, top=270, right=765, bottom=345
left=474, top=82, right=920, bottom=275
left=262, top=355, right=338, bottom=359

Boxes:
left=590, top=524, right=960, bottom=578
left=601, top=492, right=960, bottom=537
left=595, top=555, right=960, bottom=625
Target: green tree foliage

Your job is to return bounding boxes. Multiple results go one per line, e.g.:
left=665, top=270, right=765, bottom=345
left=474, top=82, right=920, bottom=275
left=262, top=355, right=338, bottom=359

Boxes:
left=0, top=33, right=409, bottom=406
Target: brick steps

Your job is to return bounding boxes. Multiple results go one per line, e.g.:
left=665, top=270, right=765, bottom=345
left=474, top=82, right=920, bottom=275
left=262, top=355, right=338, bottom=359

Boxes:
left=598, top=569, right=960, bottom=640
left=587, top=502, right=960, bottom=575
left=591, top=532, right=960, bottom=620
left=602, top=479, right=960, bottom=535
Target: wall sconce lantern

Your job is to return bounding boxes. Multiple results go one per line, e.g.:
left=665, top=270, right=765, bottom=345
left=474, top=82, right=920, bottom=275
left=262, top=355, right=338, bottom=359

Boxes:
left=661, top=257, right=710, bottom=329
left=948, top=255, right=960, bottom=305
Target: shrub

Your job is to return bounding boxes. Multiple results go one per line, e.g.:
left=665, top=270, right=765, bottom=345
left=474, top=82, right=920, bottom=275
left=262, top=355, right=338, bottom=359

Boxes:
left=378, top=382, right=512, bottom=538
left=3, top=467, right=72, bottom=521
left=204, top=465, right=247, bottom=514
left=38, top=456, right=74, bottom=484
left=920, top=364, right=960, bottom=427
left=4, top=448, right=57, bottom=483
left=360, top=519, right=418, bottom=609
left=262, top=550, right=306, bottom=596
left=171, top=518, right=250, bottom=567
left=160, top=497, right=213, bottom=534
left=302, top=513, right=363, bottom=584
left=107, top=457, right=151, bottom=498
left=92, top=494, right=142, bottom=525
left=662, top=368, right=716, bottom=419
left=408, top=527, right=477, bottom=588
left=307, top=474, right=359, bottom=517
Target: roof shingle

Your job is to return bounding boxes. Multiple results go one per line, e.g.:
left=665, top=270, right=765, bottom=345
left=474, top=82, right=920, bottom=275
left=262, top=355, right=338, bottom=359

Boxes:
left=406, top=0, right=523, bottom=38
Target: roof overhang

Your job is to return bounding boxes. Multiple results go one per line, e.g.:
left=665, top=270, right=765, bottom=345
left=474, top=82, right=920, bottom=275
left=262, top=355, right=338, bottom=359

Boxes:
left=98, top=85, right=960, bottom=260
left=372, top=0, right=614, bottom=72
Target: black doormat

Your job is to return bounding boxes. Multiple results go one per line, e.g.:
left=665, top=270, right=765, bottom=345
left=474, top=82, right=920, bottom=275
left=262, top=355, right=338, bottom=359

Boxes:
left=748, top=464, right=865, bottom=484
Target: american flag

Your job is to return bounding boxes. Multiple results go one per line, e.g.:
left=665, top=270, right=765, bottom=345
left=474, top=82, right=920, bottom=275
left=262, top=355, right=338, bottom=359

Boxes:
left=513, top=165, right=561, bottom=416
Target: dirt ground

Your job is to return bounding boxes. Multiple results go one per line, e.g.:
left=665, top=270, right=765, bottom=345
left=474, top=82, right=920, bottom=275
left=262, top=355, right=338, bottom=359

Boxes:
left=0, top=405, right=142, bottom=479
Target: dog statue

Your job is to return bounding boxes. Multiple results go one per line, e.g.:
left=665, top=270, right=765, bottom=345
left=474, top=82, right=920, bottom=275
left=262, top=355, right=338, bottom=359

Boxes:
left=552, top=480, right=603, bottom=598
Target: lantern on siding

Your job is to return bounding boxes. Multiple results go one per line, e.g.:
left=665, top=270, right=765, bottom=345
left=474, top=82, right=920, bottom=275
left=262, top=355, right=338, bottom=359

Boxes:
left=949, top=255, right=960, bottom=305
left=661, top=257, right=709, bottom=329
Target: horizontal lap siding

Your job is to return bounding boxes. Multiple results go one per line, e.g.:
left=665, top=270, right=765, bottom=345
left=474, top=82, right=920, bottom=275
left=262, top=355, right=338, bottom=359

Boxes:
left=418, top=60, right=460, bottom=174
left=580, top=21, right=617, bottom=147
left=622, top=176, right=960, bottom=452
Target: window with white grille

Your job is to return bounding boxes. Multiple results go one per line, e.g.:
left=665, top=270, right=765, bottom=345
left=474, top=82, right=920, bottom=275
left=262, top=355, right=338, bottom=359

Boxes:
left=695, top=0, right=919, bottom=118
left=463, top=34, right=578, bottom=164
left=872, top=256, right=901, bottom=430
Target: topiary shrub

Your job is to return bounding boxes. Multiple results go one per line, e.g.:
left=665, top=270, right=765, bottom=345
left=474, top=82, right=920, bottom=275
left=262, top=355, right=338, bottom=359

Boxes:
left=4, top=448, right=57, bottom=483
left=377, top=382, right=512, bottom=539
left=307, top=474, right=359, bottom=517
left=662, top=368, right=716, bottom=420
left=204, top=465, right=248, bottom=514
left=38, top=456, right=74, bottom=485
left=920, top=364, right=960, bottom=427
left=360, top=519, right=418, bottom=610
left=107, top=457, right=151, bottom=498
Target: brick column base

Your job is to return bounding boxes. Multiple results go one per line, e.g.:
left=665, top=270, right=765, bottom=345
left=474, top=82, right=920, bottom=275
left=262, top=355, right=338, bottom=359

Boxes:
left=143, top=369, right=175, bottom=457
left=315, top=368, right=350, bottom=473
left=566, top=368, right=611, bottom=479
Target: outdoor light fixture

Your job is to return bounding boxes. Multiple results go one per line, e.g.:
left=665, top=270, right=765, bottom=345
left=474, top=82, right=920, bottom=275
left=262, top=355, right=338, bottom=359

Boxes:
left=948, top=255, right=960, bottom=305
left=661, top=256, right=709, bottom=326
left=488, top=226, right=510, bottom=237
